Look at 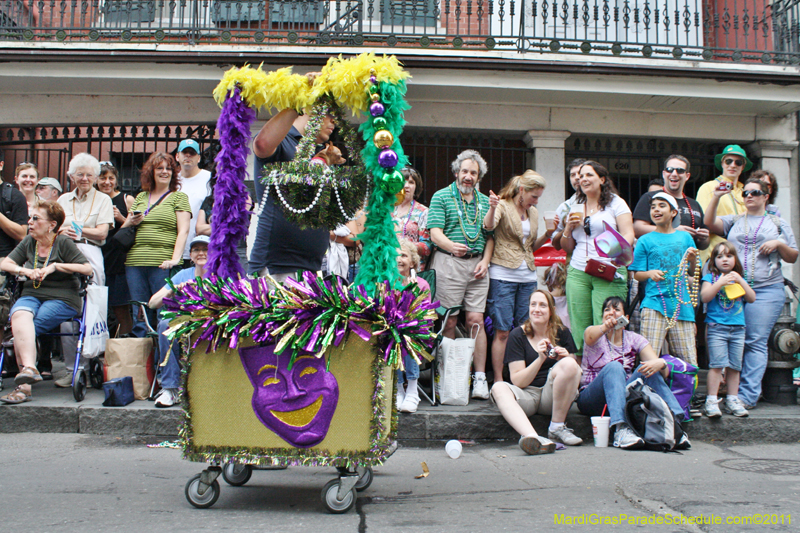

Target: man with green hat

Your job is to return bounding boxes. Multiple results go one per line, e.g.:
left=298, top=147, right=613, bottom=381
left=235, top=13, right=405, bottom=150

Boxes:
left=695, top=144, right=753, bottom=262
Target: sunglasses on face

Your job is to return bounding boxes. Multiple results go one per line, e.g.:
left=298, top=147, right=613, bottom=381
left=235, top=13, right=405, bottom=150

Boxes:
left=741, top=189, right=766, bottom=198
left=584, top=216, right=592, bottom=236
left=724, top=158, right=744, bottom=167
left=663, top=167, right=687, bottom=175
left=29, top=215, right=48, bottom=222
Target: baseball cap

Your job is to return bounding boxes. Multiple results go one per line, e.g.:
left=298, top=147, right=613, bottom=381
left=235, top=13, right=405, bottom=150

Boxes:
left=190, top=235, right=210, bottom=249
left=178, top=139, right=200, bottom=153
left=650, top=192, right=679, bottom=211
left=37, top=177, right=63, bottom=193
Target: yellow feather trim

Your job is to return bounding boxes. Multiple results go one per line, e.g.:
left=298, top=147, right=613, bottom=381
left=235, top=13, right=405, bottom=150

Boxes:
left=212, top=53, right=410, bottom=114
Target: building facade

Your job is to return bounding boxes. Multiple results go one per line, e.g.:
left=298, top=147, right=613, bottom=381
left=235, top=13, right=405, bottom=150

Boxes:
left=1, top=0, right=799, bottom=278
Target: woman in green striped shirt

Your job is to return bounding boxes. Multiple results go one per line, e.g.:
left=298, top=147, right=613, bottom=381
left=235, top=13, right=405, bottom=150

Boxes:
left=122, top=152, right=191, bottom=337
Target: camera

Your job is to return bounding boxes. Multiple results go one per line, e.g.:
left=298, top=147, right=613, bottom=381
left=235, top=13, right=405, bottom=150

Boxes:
left=614, top=316, right=629, bottom=330
left=545, top=342, right=557, bottom=358
left=717, top=181, right=732, bottom=192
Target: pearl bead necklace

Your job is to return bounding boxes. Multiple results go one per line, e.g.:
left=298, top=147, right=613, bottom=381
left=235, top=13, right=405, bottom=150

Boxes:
left=333, top=183, right=370, bottom=221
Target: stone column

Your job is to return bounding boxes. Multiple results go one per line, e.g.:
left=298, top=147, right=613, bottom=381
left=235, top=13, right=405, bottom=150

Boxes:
left=523, top=130, right=572, bottom=207
left=747, top=140, right=799, bottom=282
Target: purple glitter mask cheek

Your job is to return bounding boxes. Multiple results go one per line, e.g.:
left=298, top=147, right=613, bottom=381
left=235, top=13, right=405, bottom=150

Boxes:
left=239, top=345, right=339, bottom=448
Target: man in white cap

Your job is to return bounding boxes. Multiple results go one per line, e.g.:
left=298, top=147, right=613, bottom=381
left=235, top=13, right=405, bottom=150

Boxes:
left=36, top=177, right=62, bottom=203
left=147, top=234, right=209, bottom=408
left=176, top=139, right=211, bottom=267
left=629, top=192, right=699, bottom=366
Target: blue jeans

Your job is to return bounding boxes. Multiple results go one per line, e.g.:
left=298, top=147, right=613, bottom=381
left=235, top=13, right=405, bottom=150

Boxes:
left=10, top=296, right=79, bottom=335
left=126, top=266, right=171, bottom=338
left=706, top=323, right=745, bottom=371
left=576, top=361, right=684, bottom=427
left=487, top=278, right=537, bottom=332
left=157, top=318, right=182, bottom=389
left=740, top=282, right=785, bottom=406
left=397, top=353, right=420, bottom=385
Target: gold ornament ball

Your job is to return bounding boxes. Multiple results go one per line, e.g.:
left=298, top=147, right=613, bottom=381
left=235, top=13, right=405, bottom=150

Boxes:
left=373, top=130, right=394, bottom=149
left=395, top=189, right=406, bottom=205
left=370, top=93, right=381, bottom=103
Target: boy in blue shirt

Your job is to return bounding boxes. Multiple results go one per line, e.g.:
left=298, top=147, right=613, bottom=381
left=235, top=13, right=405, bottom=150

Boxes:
left=629, top=193, right=699, bottom=366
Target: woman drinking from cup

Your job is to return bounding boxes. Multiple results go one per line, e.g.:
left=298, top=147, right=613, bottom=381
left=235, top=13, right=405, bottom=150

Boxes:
left=704, top=178, right=798, bottom=409
left=490, top=290, right=583, bottom=455
left=560, top=161, right=634, bottom=353
left=483, top=170, right=554, bottom=384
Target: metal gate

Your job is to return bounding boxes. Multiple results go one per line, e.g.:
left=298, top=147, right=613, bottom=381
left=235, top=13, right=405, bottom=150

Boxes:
left=0, top=123, right=218, bottom=194
left=565, top=136, right=758, bottom=208
left=402, top=128, right=532, bottom=205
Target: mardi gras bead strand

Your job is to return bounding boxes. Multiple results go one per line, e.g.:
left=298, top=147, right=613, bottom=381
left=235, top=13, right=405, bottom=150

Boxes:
left=654, top=248, right=700, bottom=330
left=743, top=213, right=767, bottom=284
left=713, top=273, right=737, bottom=311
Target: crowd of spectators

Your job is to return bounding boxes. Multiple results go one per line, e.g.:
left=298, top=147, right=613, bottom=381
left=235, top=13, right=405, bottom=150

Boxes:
left=0, top=122, right=796, bottom=449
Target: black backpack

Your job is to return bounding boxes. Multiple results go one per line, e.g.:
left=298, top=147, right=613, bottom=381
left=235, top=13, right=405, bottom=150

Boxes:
left=625, top=378, right=686, bottom=452
left=0, top=182, right=15, bottom=218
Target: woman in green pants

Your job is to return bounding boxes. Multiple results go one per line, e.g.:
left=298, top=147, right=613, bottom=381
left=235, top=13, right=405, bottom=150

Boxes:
left=560, top=161, right=634, bottom=353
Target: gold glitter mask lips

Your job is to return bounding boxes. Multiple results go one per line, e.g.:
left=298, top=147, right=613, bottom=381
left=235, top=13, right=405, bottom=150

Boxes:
left=270, top=395, right=323, bottom=428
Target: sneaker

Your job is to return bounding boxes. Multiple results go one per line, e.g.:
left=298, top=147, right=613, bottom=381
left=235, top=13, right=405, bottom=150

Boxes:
left=54, top=374, right=73, bottom=388
left=612, top=424, right=644, bottom=449
left=703, top=397, right=722, bottom=418
left=399, top=389, right=420, bottom=414
left=518, top=435, right=556, bottom=455
left=154, top=388, right=179, bottom=408
left=723, top=397, right=749, bottom=417
left=471, top=375, right=489, bottom=400
left=396, top=386, right=406, bottom=409
left=548, top=426, right=583, bottom=446
left=675, top=433, right=692, bottom=450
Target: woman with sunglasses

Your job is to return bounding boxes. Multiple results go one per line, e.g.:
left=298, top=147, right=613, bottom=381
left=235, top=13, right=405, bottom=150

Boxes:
left=0, top=201, right=92, bottom=404
left=560, top=161, right=634, bottom=354
left=704, top=178, right=798, bottom=409
left=14, top=162, right=39, bottom=213
left=695, top=145, right=750, bottom=263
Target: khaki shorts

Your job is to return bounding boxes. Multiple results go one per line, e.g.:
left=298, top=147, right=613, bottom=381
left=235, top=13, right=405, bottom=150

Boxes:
left=500, top=371, right=557, bottom=416
left=429, top=252, right=489, bottom=313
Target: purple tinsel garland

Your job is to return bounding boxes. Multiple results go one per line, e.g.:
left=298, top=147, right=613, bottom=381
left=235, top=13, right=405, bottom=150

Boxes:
left=206, top=87, right=255, bottom=280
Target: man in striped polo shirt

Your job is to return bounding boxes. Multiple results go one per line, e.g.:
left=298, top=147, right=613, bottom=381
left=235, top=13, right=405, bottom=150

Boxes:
left=428, top=149, right=494, bottom=400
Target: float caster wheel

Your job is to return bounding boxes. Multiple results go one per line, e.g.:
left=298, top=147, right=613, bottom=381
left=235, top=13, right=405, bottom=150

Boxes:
left=222, top=463, right=253, bottom=486
left=185, top=474, right=220, bottom=509
left=89, top=358, right=104, bottom=389
left=72, top=371, right=87, bottom=402
left=354, top=466, right=373, bottom=491
left=321, top=478, right=357, bottom=514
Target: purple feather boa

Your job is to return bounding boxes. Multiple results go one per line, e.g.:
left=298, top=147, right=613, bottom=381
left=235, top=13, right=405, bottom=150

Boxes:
left=207, top=87, right=255, bottom=279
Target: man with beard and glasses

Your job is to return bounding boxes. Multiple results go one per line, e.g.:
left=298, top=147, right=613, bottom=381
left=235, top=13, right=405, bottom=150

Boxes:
left=427, top=150, right=494, bottom=400
left=632, top=154, right=709, bottom=251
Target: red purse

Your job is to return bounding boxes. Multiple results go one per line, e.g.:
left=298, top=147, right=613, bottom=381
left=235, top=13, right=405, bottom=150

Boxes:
left=585, top=258, right=616, bottom=282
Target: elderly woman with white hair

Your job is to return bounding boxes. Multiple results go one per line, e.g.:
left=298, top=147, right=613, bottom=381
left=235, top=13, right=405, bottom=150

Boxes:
left=395, top=238, right=432, bottom=414
left=56, top=153, right=115, bottom=286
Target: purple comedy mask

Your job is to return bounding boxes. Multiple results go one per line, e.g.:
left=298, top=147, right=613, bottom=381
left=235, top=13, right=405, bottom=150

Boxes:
left=239, top=344, right=339, bottom=448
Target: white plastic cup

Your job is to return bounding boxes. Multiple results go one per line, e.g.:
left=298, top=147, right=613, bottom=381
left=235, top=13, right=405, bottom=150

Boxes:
left=544, top=211, right=557, bottom=231
left=71, top=220, right=84, bottom=240
left=591, top=416, right=611, bottom=448
left=445, top=439, right=462, bottom=459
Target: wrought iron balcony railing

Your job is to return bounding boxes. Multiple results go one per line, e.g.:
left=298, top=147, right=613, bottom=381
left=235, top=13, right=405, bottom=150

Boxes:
left=1, top=0, right=798, bottom=66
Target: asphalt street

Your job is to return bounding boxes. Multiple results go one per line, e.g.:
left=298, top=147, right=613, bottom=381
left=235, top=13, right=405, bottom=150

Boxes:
left=1, top=434, right=797, bottom=532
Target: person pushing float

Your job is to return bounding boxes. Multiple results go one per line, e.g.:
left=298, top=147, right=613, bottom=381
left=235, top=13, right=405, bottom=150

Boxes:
left=161, top=54, right=438, bottom=513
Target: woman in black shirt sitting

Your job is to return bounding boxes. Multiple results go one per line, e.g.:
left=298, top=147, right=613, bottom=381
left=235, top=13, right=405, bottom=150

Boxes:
left=490, top=289, right=583, bottom=455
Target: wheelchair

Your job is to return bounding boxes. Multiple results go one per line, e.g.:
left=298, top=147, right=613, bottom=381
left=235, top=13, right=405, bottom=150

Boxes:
left=0, top=274, right=102, bottom=401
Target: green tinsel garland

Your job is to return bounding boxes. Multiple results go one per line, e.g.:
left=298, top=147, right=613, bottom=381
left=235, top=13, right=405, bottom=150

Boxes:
left=354, top=79, right=411, bottom=293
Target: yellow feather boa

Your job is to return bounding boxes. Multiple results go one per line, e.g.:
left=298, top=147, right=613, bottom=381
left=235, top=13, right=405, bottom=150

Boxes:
left=212, top=53, right=409, bottom=114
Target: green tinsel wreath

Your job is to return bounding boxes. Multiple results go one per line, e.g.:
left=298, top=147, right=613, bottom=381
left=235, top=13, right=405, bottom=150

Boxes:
left=261, top=97, right=369, bottom=229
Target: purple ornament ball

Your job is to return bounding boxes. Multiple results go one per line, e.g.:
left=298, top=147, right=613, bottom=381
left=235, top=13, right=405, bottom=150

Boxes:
left=370, top=75, right=378, bottom=84
left=370, top=102, right=385, bottom=117
left=378, top=149, right=398, bottom=168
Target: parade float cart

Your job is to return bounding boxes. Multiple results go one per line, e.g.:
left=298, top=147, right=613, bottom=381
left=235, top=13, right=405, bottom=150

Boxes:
left=163, top=55, right=436, bottom=513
